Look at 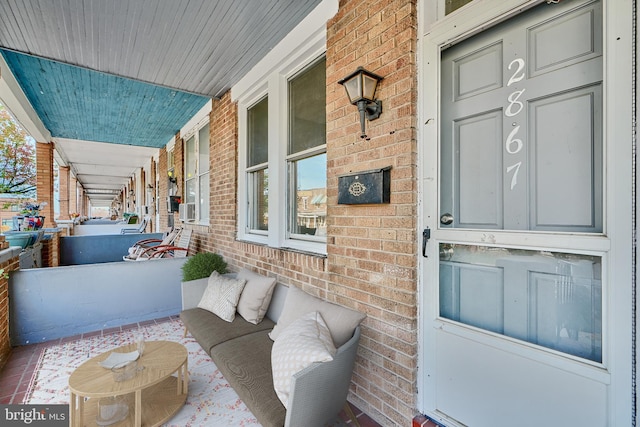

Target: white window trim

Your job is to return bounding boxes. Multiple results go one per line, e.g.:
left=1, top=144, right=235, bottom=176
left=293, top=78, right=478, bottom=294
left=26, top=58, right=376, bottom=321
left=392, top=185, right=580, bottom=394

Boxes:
left=182, top=102, right=212, bottom=225
left=233, top=0, right=335, bottom=255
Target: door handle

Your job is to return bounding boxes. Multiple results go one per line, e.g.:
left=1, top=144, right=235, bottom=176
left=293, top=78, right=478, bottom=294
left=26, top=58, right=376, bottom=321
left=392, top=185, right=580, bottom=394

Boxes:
left=422, top=228, right=430, bottom=258
left=440, top=213, right=454, bottom=225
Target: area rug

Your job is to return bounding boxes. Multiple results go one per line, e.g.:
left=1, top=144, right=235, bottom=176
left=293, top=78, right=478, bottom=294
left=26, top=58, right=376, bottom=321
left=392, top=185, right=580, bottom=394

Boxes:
left=24, top=317, right=262, bottom=426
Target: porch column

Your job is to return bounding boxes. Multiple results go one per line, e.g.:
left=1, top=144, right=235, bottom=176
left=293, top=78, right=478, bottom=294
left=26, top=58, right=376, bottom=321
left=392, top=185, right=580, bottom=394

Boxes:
left=70, top=175, right=78, bottom=216
left=78, top=188, right=86, bottom=217
left=36, top=142, right=55, bottom=228
left=84, top=192, right=90, bottom=217
left=58, top=165, right=70, bottom=220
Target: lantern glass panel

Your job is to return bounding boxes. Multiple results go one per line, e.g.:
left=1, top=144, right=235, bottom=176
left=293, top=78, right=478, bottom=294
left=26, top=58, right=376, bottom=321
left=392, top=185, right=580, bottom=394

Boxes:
left=343, top=75, right=362, bottom=104
left=362, top=74, right=378, bottom=100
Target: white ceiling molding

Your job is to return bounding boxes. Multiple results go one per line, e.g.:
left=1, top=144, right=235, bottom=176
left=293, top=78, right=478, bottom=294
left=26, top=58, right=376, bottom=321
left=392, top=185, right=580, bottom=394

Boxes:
left=0, top=54, right=51, bottom=142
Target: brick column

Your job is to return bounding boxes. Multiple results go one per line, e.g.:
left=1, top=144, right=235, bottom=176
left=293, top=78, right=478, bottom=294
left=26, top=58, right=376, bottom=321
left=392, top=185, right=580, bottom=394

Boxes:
left=150, top=157, right=157, bottom=231
left=36, top=142, right=55, bottom=228
left=40, top=229, right=60, bottom=267
left=326, top=1, right=418, bottom=424
left=158, top=148, right=169, bottom=228
left=173, top=132, right=184, bottom=226
left=58, top=165, right=71, bottom=220
left=70, top=175, right=78, bottom=215
left=0, top=248, right=20, bottom=370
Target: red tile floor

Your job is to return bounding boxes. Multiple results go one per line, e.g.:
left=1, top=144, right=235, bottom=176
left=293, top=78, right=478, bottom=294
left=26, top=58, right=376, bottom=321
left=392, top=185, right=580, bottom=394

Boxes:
left=0, top=318, right=383, bottom=426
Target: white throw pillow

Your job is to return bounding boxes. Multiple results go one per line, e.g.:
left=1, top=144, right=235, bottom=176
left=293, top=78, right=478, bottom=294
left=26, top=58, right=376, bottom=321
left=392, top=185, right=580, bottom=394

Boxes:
left=271, top=311, right=336, bottom=408
left=197, top=271, right=247, bottom=322
left=269, top=286, right=366, bottom=347
left=236, top=268, right=277, bottom=324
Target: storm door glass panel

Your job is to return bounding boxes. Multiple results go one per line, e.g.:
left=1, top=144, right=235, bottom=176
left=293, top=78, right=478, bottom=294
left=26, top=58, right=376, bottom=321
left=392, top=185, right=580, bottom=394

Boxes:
left=247, top=96, right=269, bottom=232
left=445, top=0, right=474, bottom=15
left=439, top=244, right=602, bottom=362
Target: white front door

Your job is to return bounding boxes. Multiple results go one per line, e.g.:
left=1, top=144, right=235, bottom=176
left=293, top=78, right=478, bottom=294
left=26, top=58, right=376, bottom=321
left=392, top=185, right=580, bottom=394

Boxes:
left=419, top=0, right=633, bottom=426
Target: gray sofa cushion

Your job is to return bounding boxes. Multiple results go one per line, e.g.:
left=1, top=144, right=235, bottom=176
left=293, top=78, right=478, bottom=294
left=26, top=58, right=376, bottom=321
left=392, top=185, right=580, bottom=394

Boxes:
left=210, top=330, right=285, bottom=427
left=180, top=308, right=275, bottom=354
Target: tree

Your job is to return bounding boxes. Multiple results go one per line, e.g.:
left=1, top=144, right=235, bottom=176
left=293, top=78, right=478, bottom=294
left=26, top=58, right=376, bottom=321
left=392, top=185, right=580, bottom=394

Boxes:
left=0, top=104, right=36, bottom=196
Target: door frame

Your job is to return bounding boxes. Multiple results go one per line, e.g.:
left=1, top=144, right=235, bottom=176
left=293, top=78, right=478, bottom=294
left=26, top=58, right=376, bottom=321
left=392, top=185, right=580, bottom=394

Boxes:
left=417, top=0, right=634, bottom=424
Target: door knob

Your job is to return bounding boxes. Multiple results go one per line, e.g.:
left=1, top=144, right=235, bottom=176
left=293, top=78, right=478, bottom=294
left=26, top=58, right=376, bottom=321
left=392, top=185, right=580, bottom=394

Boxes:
left=440, top=213, right=454, bottom=225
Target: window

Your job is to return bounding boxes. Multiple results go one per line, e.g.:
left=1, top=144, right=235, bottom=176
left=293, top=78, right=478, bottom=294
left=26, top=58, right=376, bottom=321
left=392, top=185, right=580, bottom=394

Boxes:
left=237, top=55, right=327, bottom=253
left=287, top=58, right=326, bottom=239
left=233, top=7, right=330, bottom=254
left=445, top=0, right=474, bottom=15
left=184, top=122, right=210, bottom=222
left=247, top=97, right=269, bottom=232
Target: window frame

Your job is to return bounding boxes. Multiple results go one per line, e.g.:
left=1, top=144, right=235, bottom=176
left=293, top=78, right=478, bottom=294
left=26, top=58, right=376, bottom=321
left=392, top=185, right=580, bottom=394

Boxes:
left=234, top=16, right=329, bottom=255
left=182, top=117, right=210, bottom=225
left=246, top=95, right=270, bottom=235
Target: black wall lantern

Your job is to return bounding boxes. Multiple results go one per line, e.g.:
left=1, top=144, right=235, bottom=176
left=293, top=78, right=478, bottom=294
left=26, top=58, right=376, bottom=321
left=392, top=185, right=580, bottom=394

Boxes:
left=167, top=169, right=177, bottom=184
left=338, top=67, right=383, bottom=139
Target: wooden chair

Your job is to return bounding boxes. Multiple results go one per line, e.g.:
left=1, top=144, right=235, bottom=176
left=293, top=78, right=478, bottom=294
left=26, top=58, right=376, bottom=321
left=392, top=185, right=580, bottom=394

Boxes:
left=123, top=227, right=182, bottom=261
left=125, top=228, right=193, bottom=261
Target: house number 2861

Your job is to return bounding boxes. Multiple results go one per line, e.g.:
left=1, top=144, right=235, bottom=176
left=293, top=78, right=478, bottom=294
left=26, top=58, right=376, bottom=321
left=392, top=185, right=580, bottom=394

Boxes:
left=505, top=58, right=525, bottom=190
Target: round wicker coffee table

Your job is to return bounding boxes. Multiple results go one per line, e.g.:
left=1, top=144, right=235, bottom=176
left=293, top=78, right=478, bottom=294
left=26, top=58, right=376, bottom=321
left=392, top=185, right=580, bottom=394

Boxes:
left=68, top=340, right=188, bottom=427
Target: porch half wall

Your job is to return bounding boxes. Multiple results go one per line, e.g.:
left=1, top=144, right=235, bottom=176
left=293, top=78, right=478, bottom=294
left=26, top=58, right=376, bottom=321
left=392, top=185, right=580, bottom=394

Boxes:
left=9, top=257, right=187, bottom=345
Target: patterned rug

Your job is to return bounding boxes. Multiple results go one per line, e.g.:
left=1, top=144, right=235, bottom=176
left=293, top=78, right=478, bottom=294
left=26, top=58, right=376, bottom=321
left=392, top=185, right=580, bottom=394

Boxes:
left=24, top=317, right=262, bottom=426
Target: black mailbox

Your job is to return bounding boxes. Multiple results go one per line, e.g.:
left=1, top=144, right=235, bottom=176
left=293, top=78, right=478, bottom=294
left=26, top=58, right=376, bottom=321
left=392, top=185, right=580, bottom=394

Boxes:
left=338, top=166, right=391, bottom=205
left=168, top=195, right=181, bottom=212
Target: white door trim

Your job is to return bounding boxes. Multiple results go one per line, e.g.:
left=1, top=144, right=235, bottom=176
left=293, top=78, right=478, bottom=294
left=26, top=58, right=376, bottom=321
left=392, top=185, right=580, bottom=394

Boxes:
left=416, top=0, right=634, bottom=425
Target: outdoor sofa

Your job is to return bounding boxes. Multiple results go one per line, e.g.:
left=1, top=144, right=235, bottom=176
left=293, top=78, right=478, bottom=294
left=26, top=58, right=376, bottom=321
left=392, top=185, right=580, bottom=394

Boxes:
left=180, top=269, right=365, bottom=427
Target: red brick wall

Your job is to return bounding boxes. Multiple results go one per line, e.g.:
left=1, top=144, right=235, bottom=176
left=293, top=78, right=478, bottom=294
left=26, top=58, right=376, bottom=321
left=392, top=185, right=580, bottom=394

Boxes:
left=149, top=157, right=156, bottom=231
left=58, top=166, right=70, bottom=220
left=174, top=132, right=184, bottom=226
left=177, top=1, right=418, bottom=424
left=40, top=229, right=60, bottom=268
left=158, top=148, right=169, bottom=229
left=325, top=1, right=418, bottom=423
left=70, top=175, right=78, bottom=215
left=36, top=142, right=55, bottom=228
left=0, top=251, right=20, bottom=370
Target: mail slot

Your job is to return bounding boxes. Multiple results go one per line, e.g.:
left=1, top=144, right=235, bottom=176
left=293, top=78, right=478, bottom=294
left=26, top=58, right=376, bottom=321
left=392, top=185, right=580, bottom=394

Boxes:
left=338, top=166, right=391, bottom=205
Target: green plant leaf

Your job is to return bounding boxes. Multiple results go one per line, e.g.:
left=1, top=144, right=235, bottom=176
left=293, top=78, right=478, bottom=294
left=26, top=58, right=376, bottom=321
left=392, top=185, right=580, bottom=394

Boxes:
left=181, top=252, right=228, bottom=282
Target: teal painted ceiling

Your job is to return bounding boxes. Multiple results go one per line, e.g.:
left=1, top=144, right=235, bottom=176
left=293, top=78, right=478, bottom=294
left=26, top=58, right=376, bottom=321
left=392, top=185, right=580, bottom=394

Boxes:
left=1, top=49, right=209, bottom=148
left=0, top=0, right=323, bottom=204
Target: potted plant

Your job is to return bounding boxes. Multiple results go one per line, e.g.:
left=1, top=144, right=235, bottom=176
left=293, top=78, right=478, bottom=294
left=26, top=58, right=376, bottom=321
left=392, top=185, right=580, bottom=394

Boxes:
left=181, top=252, right=228, bottom=282
left=17, top=201, right=47, bottom=231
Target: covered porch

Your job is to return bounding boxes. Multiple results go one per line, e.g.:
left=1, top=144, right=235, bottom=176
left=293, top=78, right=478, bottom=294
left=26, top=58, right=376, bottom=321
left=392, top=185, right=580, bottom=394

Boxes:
left=0, top=1, right=418, bottom=426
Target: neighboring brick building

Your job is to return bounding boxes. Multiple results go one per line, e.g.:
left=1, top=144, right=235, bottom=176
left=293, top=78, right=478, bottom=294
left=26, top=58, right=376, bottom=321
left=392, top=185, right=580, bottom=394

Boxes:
left=0, top=195, right=28, bottom=232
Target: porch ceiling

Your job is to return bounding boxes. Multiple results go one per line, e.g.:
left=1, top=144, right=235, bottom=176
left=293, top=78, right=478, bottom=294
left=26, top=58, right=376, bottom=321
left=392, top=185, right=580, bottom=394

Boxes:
left=0, top=0, right=322, bottom=206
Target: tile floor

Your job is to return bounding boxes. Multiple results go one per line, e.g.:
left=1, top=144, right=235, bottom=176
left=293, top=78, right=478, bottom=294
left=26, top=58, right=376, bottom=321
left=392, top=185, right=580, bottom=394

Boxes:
left=0, top=317, right=382, bottom=427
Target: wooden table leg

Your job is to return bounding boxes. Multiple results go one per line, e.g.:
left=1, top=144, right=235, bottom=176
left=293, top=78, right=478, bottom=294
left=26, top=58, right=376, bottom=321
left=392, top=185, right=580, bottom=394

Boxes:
left=76, top=393, right=84, bottom=427
left=177, top=361, right=188, bottom=395
left=69, top=391, right=76, bottom=427
left=135, top=389, right=142, bottom=427
left=183, top=360, right=189, bottom=394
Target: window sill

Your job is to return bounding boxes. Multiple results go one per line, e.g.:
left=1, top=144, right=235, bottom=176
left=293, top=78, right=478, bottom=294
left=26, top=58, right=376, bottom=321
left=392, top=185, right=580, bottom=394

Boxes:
left=236, top=235, right=327, bottom=258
